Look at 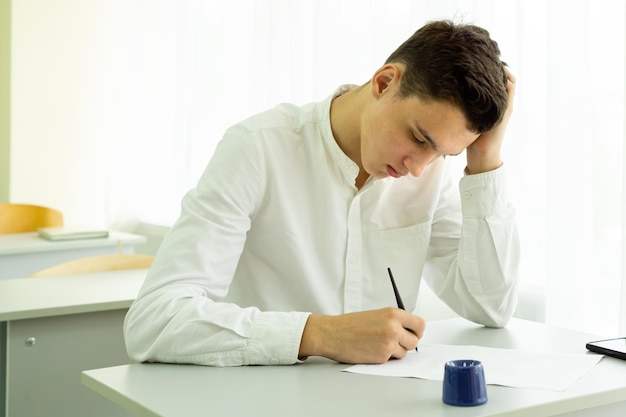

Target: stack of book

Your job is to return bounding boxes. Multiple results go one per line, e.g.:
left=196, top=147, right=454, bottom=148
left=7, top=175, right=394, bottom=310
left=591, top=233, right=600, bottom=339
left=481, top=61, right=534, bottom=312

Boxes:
left=38, top=226, right=109, bottom=241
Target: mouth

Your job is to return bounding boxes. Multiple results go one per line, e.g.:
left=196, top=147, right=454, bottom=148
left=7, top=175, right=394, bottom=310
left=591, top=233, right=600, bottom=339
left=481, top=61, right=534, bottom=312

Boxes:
left=386, top=165, right=402, bottom=178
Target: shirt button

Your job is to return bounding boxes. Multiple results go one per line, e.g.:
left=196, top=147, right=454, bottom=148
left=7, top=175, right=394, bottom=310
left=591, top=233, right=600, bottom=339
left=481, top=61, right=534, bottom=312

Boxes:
left=348, top=166, right=359, bottom=176
left=270, top=357, right=280, bottom=365
left=463, top=191, right=472, bottom=200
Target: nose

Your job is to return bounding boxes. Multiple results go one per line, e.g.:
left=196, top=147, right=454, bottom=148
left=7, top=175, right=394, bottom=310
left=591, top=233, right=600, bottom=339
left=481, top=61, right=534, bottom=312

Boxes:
left=403, top=156, right=431, bottom=177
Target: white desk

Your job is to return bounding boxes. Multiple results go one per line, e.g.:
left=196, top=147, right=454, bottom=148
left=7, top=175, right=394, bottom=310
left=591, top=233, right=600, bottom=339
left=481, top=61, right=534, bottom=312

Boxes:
left=0, top=269, right=147, bottom=417
left=82, top=318, right=626, bottom=417
left=0, top=231, right=146, bottom=279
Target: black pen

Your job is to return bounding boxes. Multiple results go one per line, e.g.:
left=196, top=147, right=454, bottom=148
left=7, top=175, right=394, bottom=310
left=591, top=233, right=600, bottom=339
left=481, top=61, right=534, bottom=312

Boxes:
left=387, top=267, right=418, bottom=352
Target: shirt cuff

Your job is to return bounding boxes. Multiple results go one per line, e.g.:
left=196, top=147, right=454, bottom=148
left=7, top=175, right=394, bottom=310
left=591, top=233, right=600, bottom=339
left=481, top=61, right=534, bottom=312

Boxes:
left=246, top=311, right=311, bottom=365
left=459, top=165, right=508, bottom=217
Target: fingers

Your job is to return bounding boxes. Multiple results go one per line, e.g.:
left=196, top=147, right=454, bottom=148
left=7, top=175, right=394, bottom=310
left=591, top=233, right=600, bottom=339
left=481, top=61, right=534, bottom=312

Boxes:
left=503, top=65, right=516, bottom=85
left=389, top=314, right=425, bottom=360
left=397, top=313, right=426, bottom=352
left=403, top=312, right=426, bottom=339
left=380, top=309, right=426, bottom=360
left=464, top=65, right=515, bottom=174
left=300, top=308, right=426, bottom=364
left=394, top=329, right=418, bottom=357
left=503, top=66, right=516, bottom=110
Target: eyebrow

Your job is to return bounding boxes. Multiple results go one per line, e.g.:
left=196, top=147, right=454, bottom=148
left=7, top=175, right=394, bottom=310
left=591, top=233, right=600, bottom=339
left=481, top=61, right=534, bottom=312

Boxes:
left=415, top=123, right=463, bottom=157
left=415, top=124, right=438, bottom=151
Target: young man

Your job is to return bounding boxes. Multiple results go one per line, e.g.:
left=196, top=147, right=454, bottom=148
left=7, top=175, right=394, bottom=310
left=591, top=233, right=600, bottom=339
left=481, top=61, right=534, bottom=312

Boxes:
left=124, top=20, right=519, bottom=366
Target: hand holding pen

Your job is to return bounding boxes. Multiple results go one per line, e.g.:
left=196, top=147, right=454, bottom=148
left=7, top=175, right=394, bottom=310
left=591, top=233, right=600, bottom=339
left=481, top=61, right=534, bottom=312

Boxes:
left=388, top=267, right=420, bottom=352
left=298, top=269, right=424, bottom=364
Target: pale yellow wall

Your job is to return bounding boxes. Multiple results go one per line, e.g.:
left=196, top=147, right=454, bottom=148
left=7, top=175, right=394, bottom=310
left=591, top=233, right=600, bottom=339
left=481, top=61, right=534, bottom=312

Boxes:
left=0, top=0, right=10, bottom=202
left=10, top=0, right=123, bottom=225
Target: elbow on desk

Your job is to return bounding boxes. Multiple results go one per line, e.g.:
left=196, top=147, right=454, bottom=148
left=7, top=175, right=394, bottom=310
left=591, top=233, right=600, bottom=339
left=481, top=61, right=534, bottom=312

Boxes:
left=122, top=292, right=180, bottom=363
left=472, top=314, right=512, bottom=329
left=465, top=293, right=518, bottom=329
left=459, top=308, right=514, bottom=329
left=123, top=302, right=155, bottom=363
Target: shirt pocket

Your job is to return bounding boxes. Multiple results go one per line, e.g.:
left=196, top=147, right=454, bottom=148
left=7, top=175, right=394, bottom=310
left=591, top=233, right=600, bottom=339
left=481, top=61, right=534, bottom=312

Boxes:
left=361, top=222, right=432, bottom=312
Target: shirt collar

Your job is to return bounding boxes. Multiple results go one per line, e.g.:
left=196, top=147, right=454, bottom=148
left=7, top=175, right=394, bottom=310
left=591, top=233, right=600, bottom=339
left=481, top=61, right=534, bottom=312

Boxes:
left=317, top=86, right=363, bottom=186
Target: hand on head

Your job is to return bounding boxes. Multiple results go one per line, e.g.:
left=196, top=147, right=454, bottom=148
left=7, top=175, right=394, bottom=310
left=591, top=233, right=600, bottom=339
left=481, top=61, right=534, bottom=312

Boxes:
left=465, top=66, right=516, bottom=175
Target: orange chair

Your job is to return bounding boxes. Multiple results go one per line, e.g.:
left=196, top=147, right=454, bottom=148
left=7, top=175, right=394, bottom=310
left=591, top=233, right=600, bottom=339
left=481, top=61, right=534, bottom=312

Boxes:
left=28, top=254, right=154, bottom=278
left=0, top=203, right=63, bottom=234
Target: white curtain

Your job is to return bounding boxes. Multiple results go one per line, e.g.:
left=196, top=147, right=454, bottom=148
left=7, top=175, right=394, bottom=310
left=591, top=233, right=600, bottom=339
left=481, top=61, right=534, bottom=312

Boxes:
left=622, top=2, right=626, bottom=336
left=11, top=0, right=626, bottom=335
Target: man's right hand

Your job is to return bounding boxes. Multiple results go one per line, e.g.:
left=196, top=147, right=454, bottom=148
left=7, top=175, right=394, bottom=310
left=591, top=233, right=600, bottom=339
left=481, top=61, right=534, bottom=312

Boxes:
left=298, top=308, right=426, bottom=364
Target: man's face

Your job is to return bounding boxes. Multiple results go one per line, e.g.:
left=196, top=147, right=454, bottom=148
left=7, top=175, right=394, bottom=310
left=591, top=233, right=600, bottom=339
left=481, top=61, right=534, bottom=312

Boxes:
left=360, top=91, right=479, bottom=179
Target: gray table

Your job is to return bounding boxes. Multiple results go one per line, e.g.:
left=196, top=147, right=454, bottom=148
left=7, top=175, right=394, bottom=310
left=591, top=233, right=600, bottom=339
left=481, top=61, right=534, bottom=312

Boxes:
left=0, top=231, right=145, bottom=279
left=0, top=269, right=147, bottom=417
left=82, top=318, right=626, bottom=417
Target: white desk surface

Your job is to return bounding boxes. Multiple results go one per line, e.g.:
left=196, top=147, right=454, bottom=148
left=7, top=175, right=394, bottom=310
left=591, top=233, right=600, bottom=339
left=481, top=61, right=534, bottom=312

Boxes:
left=0, top=269, right=147, bottom=321
left=82, top=318, right=626, bottom=417
left=0, top=231, right=145, bottom=256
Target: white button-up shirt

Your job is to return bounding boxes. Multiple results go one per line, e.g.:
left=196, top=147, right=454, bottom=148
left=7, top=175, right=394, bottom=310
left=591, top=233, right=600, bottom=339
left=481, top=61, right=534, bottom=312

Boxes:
left=124, top=88, right=520, bottom=366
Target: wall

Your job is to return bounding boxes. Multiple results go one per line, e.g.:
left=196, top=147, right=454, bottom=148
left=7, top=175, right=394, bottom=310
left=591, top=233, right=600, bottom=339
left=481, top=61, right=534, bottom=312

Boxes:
left=622, top=3, right=626, bottom=336
left=9, top=0, right=127, bottom=227
left=0, top=0, right=10, bottom=202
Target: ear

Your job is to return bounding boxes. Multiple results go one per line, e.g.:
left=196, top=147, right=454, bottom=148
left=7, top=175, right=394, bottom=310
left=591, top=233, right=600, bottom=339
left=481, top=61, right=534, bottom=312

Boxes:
left=370, top=64, right=402, bottom=98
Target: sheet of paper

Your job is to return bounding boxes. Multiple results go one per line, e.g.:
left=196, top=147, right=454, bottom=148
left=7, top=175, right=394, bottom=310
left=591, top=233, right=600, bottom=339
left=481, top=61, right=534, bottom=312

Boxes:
left=343, top=343, right=603, bottom=391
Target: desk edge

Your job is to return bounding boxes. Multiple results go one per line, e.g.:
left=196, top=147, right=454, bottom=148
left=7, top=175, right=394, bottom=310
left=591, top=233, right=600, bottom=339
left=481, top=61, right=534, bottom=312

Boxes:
left=82, top=369, right=162, bottom=417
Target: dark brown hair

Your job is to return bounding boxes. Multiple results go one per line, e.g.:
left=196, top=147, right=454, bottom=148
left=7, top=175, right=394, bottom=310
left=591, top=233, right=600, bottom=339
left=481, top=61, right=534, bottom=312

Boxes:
left=385, top=20, right=508, bottom=133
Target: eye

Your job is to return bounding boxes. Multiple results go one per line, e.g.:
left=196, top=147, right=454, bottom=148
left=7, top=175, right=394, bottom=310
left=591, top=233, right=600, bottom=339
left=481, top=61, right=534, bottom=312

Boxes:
left=411, top=133, right=426, bottom=145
